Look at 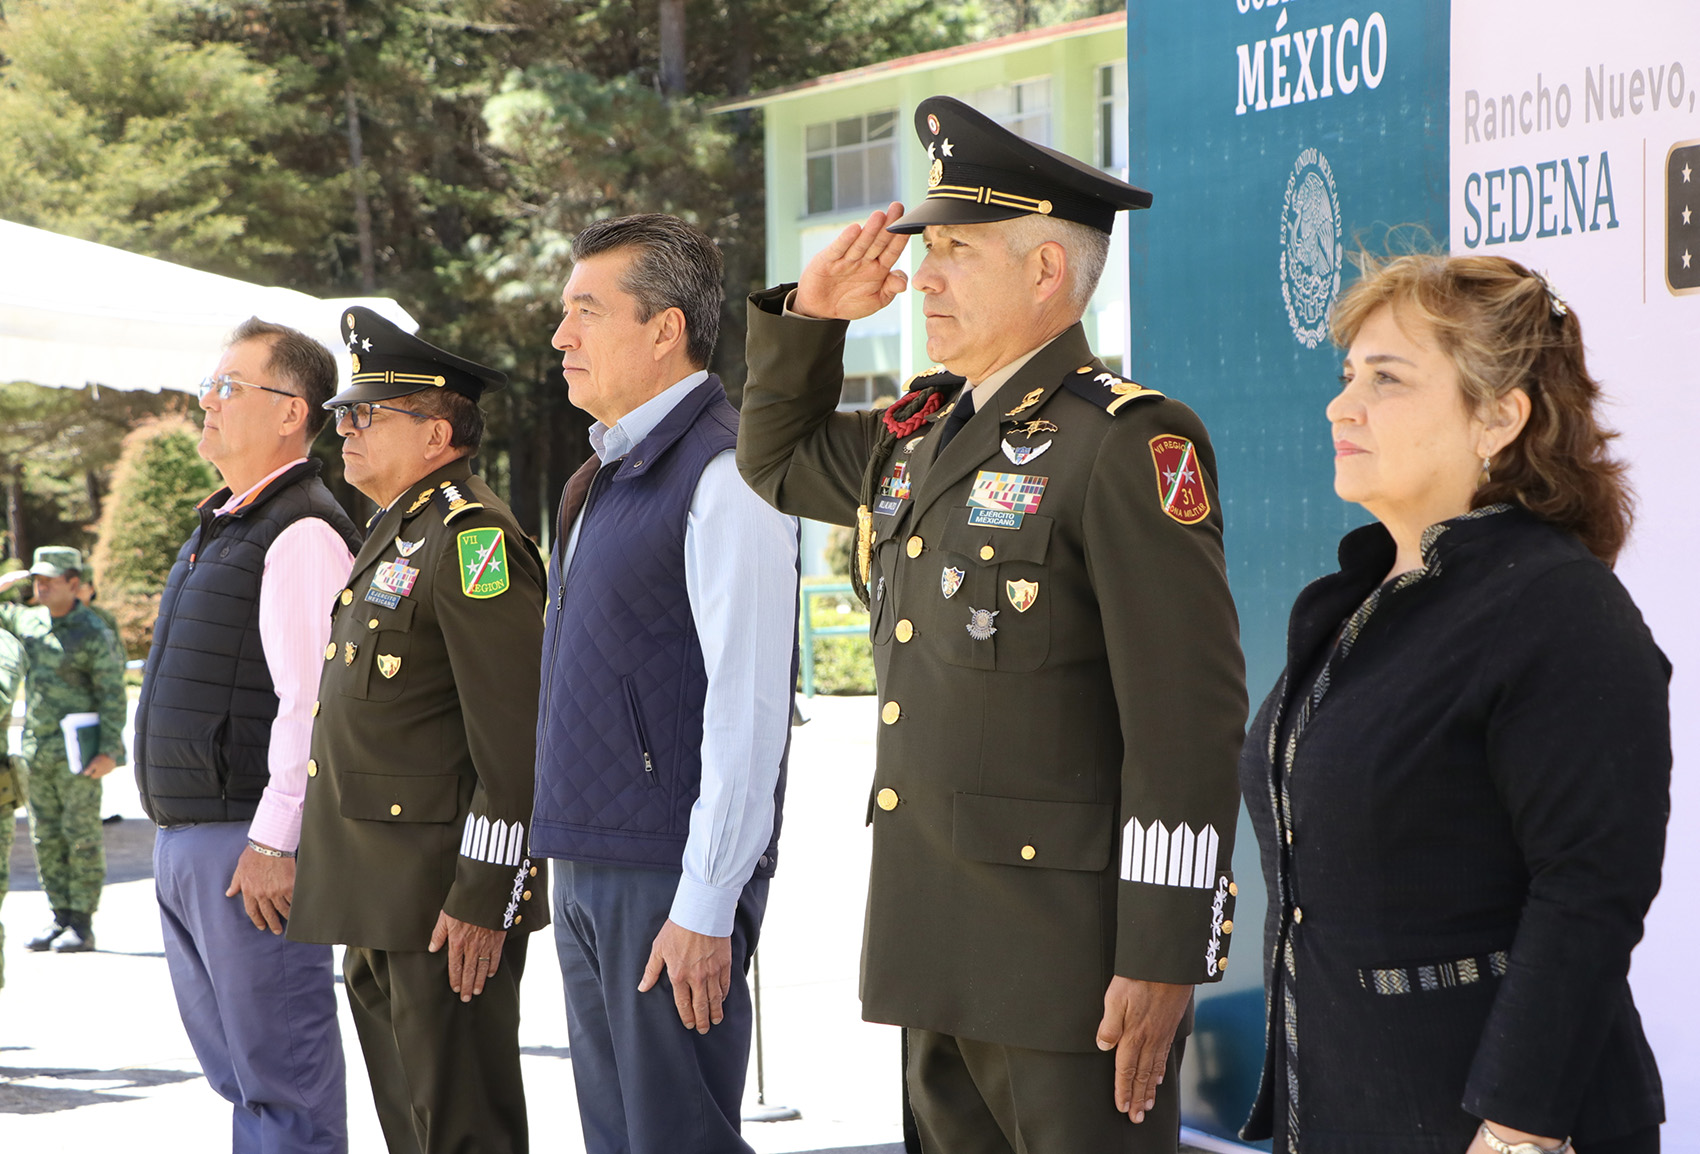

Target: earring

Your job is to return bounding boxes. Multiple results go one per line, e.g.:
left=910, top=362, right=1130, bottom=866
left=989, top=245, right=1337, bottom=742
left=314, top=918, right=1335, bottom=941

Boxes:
left=1480, top=456, right=1492, bottom=483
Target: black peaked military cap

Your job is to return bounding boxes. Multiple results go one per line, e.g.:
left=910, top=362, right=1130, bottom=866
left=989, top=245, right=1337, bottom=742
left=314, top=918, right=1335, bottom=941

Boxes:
left=887, top=96, right=1153, bottom=235
left=328, top=305, right=506, bottom=407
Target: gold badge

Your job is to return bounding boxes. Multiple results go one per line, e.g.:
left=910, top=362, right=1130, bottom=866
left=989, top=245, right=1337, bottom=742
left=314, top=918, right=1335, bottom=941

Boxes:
left=350, top=353, right=361, bottom=374
left=928, top=158, right=943, bottom=188
left=377, top=654, right=401, bottom=679
left=1004, top=387, right=1044, bottom=418
left=344, top=642, right=358, bottom=666
left=406, top=489, right=433, bottom=514
left=1006, top=579, right=1039, bottom=613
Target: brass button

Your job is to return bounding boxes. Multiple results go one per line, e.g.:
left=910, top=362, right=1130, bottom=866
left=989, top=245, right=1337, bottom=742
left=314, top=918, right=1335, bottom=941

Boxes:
left=1285, top=829, right=1293, bottom=845
left=523, top=890, right=532, bottom=902
left=881, top=701, right=901, bottom=724
left=1020, top=844, right=1036, bottom=861
left=312, top=701, right=320, bottom=717
left=979, top=545, right=995, bottom=561
left=529, top=866, right=538, bottom=877
left=340, top=589, right=353, bottom=606
left=324, top=643, right=336, bottom=660
left=895, top=619, right=914, bottom=643
left=1228, top=881, right=1239, bottom=897
left=306, top=759, right=318, bottom=778
left=1223, top=919, right=1234, bottom=934
left=513, top=914, right=522, bottom=924
left=367, top=618, right=379, bottom=630
left=1293, top=907, right=1304, bottom=924
left=906, top=535, right=924, bottom=558
left=390, top=804, right=402, bottom=816
left=876, top=787, right=899, bottom=811
left=1218, top=957, right=1229, bottom=973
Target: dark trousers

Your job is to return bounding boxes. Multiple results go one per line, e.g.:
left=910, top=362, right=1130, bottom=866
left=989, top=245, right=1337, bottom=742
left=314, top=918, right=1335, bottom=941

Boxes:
left=155, top=823, right=348, bottom=1154
left=552, top=860, right=768, bottom=1154
left=343, top=934, right=530, bottom=1154
left=906, top=1027, right=1187, bottom=1154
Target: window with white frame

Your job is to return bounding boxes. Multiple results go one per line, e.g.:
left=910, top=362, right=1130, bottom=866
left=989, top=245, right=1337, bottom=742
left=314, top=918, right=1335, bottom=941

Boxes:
left=1097, top=61, right=1127, bottom=173
left=966, top=77, right=1052, bottom=145
left=805, top=110, right=899, bottom=216
left=838, top=374, right=899, bottom=411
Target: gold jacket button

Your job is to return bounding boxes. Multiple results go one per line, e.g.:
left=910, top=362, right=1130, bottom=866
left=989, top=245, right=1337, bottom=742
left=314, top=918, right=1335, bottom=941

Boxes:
left=523, top=890, right=532, bottom=902
left=324, top=642, right=336, bottom=660
left=390, top=804, right=402, bottom=816
left=1223, top=919, right=1234, bottom=934
left=895, top=619, right=914, bottom=643
left=311, top=701, right=320, bottom=717
left=906, top=535, right=924, bottom=558
left=530, top=866, right=538, bottom=877
left=306, top=759, right=318, bottom=778
left=513, top=914, right=523, bottom=925
left=1020, top=845, right=1036, bottom=861
left=979, top=545, right=995, bottom=561
left=367, top=618, right=379, bottom=630
left=1228, top=881, right=1239, bottom=897
left=1218, top=957, right=1229, bottom=973
left=1286, top=829, right=1294, bottom=845
left=881, top=701, right=901, bottom=724
left=876, top=787, right=899, bottom=811
left=340, top=589, right=353, bottom=605
left=1293, top=907, right=1304, bottom=924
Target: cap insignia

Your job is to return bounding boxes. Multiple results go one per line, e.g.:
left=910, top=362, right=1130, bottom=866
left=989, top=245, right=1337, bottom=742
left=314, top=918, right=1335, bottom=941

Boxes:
left=940, top=138, right=954, bottom=158
left=929, top=158, right=944, bottom=189
left=346, top=313, right=355, bottom=329
left=350, top=353, right=361, bottom=373
left=926, top=112, right=941, bottom=135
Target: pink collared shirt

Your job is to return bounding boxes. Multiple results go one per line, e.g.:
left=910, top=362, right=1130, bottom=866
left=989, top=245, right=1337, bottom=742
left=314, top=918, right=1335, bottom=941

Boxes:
left=218, top=459, right=355, bottom=852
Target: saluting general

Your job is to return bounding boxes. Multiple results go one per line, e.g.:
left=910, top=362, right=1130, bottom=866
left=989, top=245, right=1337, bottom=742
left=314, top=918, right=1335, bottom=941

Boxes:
left=289, top=308, right=548, bottom=1154
left=737, top=97, right=1248, bottom=1153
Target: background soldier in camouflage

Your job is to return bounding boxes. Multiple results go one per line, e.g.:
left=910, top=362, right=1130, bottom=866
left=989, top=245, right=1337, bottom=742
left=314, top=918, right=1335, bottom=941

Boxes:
left=0, top=629, right=27, bottom=988
left=0, top=546, right=129, bottom=953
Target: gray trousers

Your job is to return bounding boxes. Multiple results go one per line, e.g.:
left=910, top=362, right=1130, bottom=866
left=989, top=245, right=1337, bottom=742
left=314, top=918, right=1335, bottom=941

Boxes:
left=156, top=822, right=347, bottom=1153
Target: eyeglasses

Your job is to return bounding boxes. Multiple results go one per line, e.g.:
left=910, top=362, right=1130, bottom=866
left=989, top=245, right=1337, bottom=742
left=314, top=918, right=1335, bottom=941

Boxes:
left=331, top=402, right=433, bottom=430
left=197, top=374, right=299, bottom=402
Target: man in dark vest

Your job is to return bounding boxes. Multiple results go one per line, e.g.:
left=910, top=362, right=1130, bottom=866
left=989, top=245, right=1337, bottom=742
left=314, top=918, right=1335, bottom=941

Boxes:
left=532, top=214, right=799, bottom=1154
left=290, top=307, right=548, bottom=1154
left=135, top=317, right=360, bottom=1152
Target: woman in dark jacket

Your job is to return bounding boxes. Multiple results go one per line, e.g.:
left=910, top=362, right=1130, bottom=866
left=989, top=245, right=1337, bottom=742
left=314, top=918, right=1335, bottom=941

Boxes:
left=1240, top=254, right=1669, bottom=1154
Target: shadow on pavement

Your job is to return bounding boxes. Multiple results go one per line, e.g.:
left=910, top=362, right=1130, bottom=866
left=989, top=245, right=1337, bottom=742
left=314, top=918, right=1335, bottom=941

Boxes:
left=7, top=812, right=156, bottom=892
left=0, top=1062, right=200, bottom=1114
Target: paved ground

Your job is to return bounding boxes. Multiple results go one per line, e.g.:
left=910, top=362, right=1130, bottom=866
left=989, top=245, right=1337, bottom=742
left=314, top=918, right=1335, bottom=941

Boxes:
left=1, top=693, right=1232, bottom=1153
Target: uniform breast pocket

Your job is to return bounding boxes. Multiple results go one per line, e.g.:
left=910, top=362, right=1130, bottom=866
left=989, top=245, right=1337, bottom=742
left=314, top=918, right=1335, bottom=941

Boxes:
left=341, top=597, right=416, bottom=703
left=935, top=510, right=1052, bottom=672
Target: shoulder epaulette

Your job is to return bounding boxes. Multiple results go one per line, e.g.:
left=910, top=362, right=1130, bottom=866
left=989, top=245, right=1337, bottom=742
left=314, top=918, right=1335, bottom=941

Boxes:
left=1062, top=364, right=1166, bottom=416
left=430, top=480, right=485, bottom=525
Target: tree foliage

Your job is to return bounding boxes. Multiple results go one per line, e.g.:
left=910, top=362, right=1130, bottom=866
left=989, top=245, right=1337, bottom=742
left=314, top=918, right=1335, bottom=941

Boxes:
left=90, top=415, right=218, bottom=657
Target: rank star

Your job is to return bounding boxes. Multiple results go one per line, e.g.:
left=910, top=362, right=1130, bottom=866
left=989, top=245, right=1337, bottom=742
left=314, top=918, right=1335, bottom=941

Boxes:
left=1684, top=162, right=1693, bottom=183
left=1685, top=250, right=1693, bottom=270
left=362, top=338, right=373, bottom=351
left=940, top=138, right=954, bottom=158
left=1163, top=465, right=1197, bottom=487
left=1685, top=205, right=1694, bottom=225
left=927, top=142, right=936, bottom=160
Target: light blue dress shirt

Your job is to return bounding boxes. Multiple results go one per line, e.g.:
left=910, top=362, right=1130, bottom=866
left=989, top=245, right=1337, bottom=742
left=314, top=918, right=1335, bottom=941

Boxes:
left=562, top=371, right=800, bottom=937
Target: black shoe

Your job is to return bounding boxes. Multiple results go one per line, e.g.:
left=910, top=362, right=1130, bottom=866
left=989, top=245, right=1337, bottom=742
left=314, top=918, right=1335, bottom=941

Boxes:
left=52, top=914, right=94, bottom=954
left=26, top=910, right=71, bottom=951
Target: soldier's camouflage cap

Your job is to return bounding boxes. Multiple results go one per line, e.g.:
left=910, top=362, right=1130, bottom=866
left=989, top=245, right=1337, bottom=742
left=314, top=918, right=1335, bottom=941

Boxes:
left=888, top=96, right=1153, bottom=236
left=28, top=546, right=82, bottom=577
left=328, top=306, right=506, bottom=408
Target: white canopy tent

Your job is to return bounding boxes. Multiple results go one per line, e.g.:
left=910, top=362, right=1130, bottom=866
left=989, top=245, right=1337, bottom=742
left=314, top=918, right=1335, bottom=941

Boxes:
left=0, top=219, right=416, bottom=393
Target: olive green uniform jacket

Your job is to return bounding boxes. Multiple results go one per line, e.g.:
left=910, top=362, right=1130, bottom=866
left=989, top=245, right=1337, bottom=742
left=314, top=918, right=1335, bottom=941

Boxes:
left=0, top=601, right=128, bottom=769
left=291, top=458, right=549, bottom=951
left=739, top=288, right=1248, bottom=1053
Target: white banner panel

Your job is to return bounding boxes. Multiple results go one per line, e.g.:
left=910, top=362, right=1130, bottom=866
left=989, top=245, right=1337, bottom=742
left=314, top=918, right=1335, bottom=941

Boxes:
left=1452, top=2, right=1700, bottom=1136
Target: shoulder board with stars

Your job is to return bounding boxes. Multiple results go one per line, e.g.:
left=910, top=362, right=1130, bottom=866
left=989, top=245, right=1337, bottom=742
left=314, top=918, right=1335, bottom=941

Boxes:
left=429, top=480, right=485, bottom=525
left=1063, top=364, right=1166, bottom=416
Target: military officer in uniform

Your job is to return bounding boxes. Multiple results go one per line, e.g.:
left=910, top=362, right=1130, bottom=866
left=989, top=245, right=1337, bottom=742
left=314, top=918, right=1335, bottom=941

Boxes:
left=737, top=97, right=1248, bottom=1153
left=289, top=307, right=547, bottom=1154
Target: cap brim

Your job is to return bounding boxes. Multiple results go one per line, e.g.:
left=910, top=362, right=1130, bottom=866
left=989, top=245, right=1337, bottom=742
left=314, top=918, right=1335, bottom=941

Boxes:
left=324, top=381, right=436, bottom=409
left=27, top=564, right=66, bottom=577
left=887, top=197, right=1031, bottom=234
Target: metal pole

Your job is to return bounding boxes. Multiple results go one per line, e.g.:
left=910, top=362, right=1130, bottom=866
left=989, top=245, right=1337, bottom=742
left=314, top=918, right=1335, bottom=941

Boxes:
left=742, top=948, right=801, bottom=1122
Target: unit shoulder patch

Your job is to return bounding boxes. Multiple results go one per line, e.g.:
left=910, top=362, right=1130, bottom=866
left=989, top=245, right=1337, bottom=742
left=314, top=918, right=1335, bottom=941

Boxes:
left=1149, top=434, right=1211, bottom=525
left=1063, top=366, right=1167, bottom=415
left=457, top=527, right=510, bottom=598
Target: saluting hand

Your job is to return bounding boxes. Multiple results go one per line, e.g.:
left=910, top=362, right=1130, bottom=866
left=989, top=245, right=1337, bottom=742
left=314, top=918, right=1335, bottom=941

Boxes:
left=638, top=918, right=732, bottom=1034
left=429, top=910, right=507, bottom=1002
left=793, top=201, right=912, bottom=321
left=1096, top=976, right=1193, bottom=1124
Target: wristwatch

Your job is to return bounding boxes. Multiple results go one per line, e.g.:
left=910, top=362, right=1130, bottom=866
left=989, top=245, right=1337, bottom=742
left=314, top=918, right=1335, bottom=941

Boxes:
left=1478, top=1122, right=1572, bottom=1154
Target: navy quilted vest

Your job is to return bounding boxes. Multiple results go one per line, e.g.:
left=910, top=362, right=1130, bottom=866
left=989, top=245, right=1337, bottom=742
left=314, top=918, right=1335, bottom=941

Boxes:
left=532, top=378, right=782, bottom=875
left=135, top=460, right=361, bottom=826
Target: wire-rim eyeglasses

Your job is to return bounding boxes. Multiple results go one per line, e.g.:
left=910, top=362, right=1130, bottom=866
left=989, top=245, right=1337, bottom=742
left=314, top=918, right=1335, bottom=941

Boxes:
left=331, top=401, right=434, bottom=430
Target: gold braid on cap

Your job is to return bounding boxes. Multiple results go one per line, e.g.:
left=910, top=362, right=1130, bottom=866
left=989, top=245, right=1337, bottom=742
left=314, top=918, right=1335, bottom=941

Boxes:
left=928, top=183, right=1053, bottom=216
left=351, top=370, right=449, bottom=388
